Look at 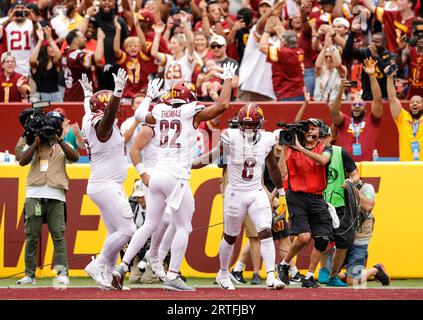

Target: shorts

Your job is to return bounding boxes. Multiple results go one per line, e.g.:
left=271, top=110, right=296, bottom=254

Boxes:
left=332, top=206, right=355, bottom=249
left=286, top=190, right=333, bottom=238
left=244, top=215, right=258, bottom=238
left=272, top=217, right=290, bottom=240
left=344, top=244, right=369, bottom=278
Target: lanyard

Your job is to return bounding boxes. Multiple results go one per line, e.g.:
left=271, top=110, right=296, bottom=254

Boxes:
left=351, top=119, right=364, bottom=144
left=412, top=118, right=420, bottom=139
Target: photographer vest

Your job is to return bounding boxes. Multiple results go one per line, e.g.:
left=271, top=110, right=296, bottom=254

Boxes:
left=27, top=143, right=69, bottom=191
left=286, top=143, right=327, bottom=194
left=324, top=146, right=346, bottom=208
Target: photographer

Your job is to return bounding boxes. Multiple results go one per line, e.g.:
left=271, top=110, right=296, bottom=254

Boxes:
left=277, top=119, right=333, bottom=288
left=16, top=107, right=79, bottom=285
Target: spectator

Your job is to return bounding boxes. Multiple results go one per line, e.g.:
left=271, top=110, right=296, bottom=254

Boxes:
left=196, top=58, right=222, bottom=101
left=344, top=20, right=396, bottom=101
left=113, top=15, right=152, bottom=103
left=362, top=0, right=417, bottom=53
left=30, top=26, right=63, bottom=102
left=53, top=107, right=85, bottom=151
left=329, top=58, right=383, bottom=162
left=151, top=12, right=195, bottom=91
left=61, top=28, right=104, bottom=101
left=26, top=3, right=46, bottom=26
left=208, top=34, right=239, bottom=99
left=1, top=0, right=36, bottom=77
left=260, top=25, right=305, bottom=101
left=386, top=64, right=423, bottom=161
left=226, top=6, right=254, bottom=63
left=314, top=34, right=347, bottom=103
left=192, top=30, right=213, bottom=86
left=238, top=1, right=277, bottom=101
left=93, top=0, right=129, bottom=90
left=0, top=51, right=30, bottom=102
left=50, top=0, right=84, bottom=40
left=15, top=110, right=79, bottom=285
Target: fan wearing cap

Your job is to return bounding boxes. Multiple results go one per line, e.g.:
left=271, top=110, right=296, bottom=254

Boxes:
left=113, top=14, right=154, bottom=103
left=30, top=26, right=63, bottom=102
left=151, top=11, right=195, bottom=91
left=277, top=118, right=333, bottom=288
left=0, top=51, right=30, bottom=102
left=260, top=23, right=305, bottom=101
left=1, top=0, right=35, bottom=77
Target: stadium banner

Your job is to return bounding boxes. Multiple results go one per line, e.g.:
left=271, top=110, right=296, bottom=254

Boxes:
left=0, top=162, right=423, bottom=279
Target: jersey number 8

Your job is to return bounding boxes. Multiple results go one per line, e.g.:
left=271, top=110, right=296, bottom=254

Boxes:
left=242, top=157, right=256, bottom=181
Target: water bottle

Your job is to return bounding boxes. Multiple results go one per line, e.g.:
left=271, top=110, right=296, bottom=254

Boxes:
left=4, top=150, right=10, bottom=163
left=413, top=149, right=420, bottom=161
left=372, top=149, right=379, bottom=162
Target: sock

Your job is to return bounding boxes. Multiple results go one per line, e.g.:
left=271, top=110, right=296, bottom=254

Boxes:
left=289, top=266, right=298, bottom=277
left=168, top=228, right=190, bottom=274
left=233, top=261, right=245, bottom=273
left=260, top=237, right=276, bottom=277
left=167, top=270, right=178, bottom=280
left=219, top=239, right=234, bottom=273
left=119, top=262, right=129, bottom=272
left=122, top=225, right=155, bottom=266
left=305, top=272, right=314, bottom=279
left=280, top=259, right=290, bottom=266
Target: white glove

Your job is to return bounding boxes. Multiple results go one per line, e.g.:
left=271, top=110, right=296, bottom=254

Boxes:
left=221, top=62, right=238, bottom=80
left=78, top=73, right=93, bottom=98
left=112, top=68, right=128, bottom=97
left=146, top=78, right=164, bottom=100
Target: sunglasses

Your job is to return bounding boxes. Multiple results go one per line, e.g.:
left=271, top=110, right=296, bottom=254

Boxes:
left=352, top=103, right=364, bottom=107
left=210, top=44, right=224, bottom=49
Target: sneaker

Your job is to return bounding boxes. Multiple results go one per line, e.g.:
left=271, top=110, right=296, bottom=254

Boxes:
left=163, top=276, right=195, bottom=291
left=302, top=276, right=320, bottom=288
left=147, top=256, right=166, bottom=282
left=327, top=275, right=348, bottom=287
left=216, top=270, right=235, bottom=290
left=250, top=273, right=262, bottom=285
left=266, top=277, right=285, bottom=290
left=85, top=257, right=113, bottom=289
left=230, top=270, right=247, bottom=284
left=277, top=264, right=290, bottom=286
left=374, top=264, right=391, bottom=286
left=318, top=267, right=330, bottom=284
left=111, top=265, right=127, bottom=290
left=290, top=272, right=305, bottom=283
left=16, top=276, right=36, bottom=285
left=55, top=275, right=70, bottom=285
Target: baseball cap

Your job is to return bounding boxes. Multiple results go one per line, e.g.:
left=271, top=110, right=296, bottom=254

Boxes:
left=138, top=9, right=156, bottom=24
left=1, top=51, right=15, bottom=64
left=210, top=34, right=226, bottom=46
left=12, top=0, right=25, bottom=8
left=259, top=0, right=274, bottom=7
left=333, top=17, right=350, bottom=29
left=132, top=180, right=145, bottom=197
left=308, top=118, right=324, bottom=127
left=54, top=107, right=68, bottom=119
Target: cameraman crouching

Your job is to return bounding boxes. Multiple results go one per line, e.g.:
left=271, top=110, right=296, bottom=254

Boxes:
left=16, top=111, right=79, bottom=285
left=277, top=119, right=333, bottom=288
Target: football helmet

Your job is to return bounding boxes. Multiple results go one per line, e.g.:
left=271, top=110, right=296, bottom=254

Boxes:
left=169, top=80, right=197, bottom=105
left=237, top=103, right=264, bottom=139
left=89, top=90, right=113, bottom=112
left=158, top=91, right=172, bottom=104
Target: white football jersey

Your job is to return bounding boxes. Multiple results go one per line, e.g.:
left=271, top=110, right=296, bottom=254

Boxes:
left=221, top=129, right=275, bottom=191
left=152, top=101, right=205, bottom=179
left=5, top=20, right=34, bottom=76
left=141, top=124, right=160, bottom=174
left=82, top=112, right=128, bottom=184
left=162, top=51, right=194, bottom=91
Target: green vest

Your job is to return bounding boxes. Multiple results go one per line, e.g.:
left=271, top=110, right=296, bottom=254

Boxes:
left=324, top=146, right=345, bottom=208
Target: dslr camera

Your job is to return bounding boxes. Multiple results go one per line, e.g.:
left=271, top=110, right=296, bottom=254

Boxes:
left=277, top=120, right=310, bottom=146
left=20, top=101, right=64, bottom=145
left=228, top=117, right=239, bottom=129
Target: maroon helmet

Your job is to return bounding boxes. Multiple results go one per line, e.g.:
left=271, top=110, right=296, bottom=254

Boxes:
left=169, top=80, right=197, bottom=105
left=158, top=91, right=172, bottom=104
left=89, top=90, right=113, bottom=112
left=237, top=103, right=264, bottom=133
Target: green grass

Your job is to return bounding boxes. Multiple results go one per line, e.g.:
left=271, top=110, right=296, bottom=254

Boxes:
left=1, top=277, right=423, bottom=289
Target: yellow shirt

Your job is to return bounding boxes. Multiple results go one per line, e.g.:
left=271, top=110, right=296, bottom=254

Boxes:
left=394, top=109, right=423, bottom=161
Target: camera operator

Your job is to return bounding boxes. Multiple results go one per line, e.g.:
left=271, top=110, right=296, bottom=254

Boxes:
left=277, top=118, right=333, bottom=288
left=15, top=108, right=79, bottom=285
left=1, top=0, right=36, bottom=77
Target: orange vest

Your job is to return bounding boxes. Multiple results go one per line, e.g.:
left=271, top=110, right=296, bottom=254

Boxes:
left=286, top=143, right=328, bottom=194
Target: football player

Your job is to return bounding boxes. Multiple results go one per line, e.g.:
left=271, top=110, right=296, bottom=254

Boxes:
left=192, top=104, right=286, bottom=290
left=78, top=69, right=137, bottom=289
left=111, top=62, right=238, bottom=291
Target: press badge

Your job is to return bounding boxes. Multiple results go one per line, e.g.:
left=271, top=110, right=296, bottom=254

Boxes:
left=352, top=143, right=362, bottom=156
left=40, top=159, right=49, bottom=172
left=35, top=202, right=42, bottom=216
left=411, top=141, right=420, bottom=160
